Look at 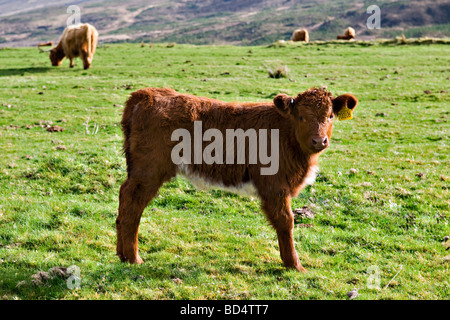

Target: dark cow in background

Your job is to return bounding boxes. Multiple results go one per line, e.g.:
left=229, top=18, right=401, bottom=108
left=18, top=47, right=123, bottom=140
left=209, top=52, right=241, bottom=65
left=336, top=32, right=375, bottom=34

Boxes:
left=39, top=23, right=98, bottom=69
left=116, top=87, right=358, bottom=271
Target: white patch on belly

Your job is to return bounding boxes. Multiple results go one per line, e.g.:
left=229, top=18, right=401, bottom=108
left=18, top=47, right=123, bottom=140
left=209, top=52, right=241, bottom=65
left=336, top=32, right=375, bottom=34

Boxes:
left=304, top=165, right=319, bottom=186
left=176, top=164, right=258, bottom=198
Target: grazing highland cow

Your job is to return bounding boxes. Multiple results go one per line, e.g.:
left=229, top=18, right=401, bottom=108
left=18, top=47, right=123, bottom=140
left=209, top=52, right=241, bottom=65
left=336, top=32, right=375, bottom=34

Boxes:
left=291, top=28, right=309, bottom=42
left=39, top=23, right=98, bottom=69
left=116, top=87, right=358, bottom=271
left=337, top=27, right=356, bottom=40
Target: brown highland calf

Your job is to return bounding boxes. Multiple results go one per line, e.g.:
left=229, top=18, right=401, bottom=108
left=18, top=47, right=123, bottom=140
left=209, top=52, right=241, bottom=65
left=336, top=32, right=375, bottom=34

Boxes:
left=117, top=87, right=358, bottom=271
left=39, top=23, right=98, bottom=69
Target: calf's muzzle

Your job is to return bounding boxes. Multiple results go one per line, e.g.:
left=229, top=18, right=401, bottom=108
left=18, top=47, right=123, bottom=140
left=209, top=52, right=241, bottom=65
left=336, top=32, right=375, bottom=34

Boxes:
left=311, top=136, right=329, bottom=151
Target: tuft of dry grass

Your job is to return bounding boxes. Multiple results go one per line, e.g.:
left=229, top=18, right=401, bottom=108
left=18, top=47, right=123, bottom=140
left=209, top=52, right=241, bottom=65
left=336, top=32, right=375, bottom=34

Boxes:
left=267, top=65, right=289, bottom=78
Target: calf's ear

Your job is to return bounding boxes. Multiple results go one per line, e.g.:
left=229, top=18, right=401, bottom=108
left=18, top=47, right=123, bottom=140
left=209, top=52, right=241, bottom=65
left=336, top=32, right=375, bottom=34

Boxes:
left=274, top=93, right=294, bottom=117
left=332, top=94, right=358, bottom=115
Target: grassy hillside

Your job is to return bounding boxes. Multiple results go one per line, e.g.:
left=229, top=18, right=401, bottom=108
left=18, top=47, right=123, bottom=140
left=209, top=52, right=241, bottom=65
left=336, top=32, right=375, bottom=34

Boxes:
left=0, top=42, right=449, bottom=300
left=0, top=0, right=449, bottom=47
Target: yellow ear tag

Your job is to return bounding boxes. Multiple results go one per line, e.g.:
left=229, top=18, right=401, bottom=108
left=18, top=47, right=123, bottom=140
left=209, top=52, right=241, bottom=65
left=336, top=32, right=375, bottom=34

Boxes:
left=338, top=107, right=353, bottom=120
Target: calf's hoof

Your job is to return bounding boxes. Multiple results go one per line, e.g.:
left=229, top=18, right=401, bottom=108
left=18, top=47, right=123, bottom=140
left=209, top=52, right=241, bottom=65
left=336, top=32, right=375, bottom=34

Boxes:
left=284, top=259, right=307, bottom=273
left=297, top=265, right=307, bottom=273
left=117, top=253, right=144, bottom=264
left=286, top=264, right=307, bottom=273
left=129, top=256, right=144, bottom=264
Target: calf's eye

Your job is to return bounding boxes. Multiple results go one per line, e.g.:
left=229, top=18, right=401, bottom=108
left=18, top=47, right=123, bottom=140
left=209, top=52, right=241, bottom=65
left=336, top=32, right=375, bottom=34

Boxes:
left=329, top=114, right=334, bottom=119
left=299, top=116, right=304, bottom=121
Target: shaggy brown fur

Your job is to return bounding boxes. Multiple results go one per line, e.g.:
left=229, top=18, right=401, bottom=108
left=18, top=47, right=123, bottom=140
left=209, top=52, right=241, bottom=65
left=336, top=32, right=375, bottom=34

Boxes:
left=116, top=87, right=358, bottom=271
left=43, top=23, right=98, bottom=69
left=291, top=29, right=309, bottom=42
left=337, top=27, right=356, bottom=40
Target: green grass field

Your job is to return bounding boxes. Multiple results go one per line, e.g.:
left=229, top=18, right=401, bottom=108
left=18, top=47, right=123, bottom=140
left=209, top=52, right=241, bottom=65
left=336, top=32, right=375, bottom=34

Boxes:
left=0, top=42, right=449, bottom=300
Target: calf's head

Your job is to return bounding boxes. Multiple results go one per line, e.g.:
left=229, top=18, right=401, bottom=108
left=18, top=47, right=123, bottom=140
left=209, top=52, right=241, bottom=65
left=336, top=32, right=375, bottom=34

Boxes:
left=274, top=88, right=358, bottom=153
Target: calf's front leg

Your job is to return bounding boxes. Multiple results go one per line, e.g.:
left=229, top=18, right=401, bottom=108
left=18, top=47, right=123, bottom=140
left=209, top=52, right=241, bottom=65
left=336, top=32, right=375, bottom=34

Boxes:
left=262, top=195, right=306, bottom=272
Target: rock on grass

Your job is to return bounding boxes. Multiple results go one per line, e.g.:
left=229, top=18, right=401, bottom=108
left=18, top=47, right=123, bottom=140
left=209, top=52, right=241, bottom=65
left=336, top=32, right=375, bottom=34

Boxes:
left=30, top=266, right=70, bottom=286
left=347, top=288, right=359, bottom=299
left=293, top=206, right=314, bottom=219
left=31, top=271, right=51, bottom=285
left=47, top=125, right=64, bottom=132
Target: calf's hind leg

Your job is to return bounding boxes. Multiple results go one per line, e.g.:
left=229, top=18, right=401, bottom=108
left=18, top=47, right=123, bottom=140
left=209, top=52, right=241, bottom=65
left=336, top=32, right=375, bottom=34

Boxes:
left=116, top=177, right=163, bottom=263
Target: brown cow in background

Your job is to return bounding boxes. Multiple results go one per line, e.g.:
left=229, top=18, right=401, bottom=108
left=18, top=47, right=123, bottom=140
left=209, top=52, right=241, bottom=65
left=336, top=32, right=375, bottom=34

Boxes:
left=39, top=23, right=98, bottom=69
left=116, top=87, right=358, bottom=271
left=291, top=28, right=309, bottom=42
left=337, top=27, right=356, bottom=40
